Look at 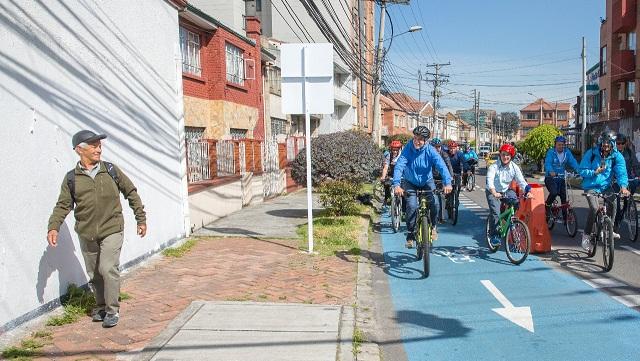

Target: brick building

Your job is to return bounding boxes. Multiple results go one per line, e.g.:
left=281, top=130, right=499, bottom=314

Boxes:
left=180, top=5, right=264, bottom=140
left=380, top=95, right=411, bottom=142
left=519, top=99, right=571, bottom=139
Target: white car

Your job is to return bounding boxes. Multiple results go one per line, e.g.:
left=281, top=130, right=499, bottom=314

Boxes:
left=478, top=146, right=490, bottom=158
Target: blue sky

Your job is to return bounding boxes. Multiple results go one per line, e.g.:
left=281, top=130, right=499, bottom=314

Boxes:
left=380, top=0, right=605, bottom=113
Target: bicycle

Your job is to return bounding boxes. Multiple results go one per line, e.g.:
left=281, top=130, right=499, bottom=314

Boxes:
left=485, top=192, right=531, bottom=265
left=414, top=189, right=438, bottom=278
left=582, top=191, right=621, bottom=272
left=434, top=180, right=446, bottom=224
left=390, top=191, right=403, bottom=233
left=463, top=160, right=477, bottom=192
left=445, top=174, right=462, bottom=225
left=545, top=173, right=579, bottom=237
left=615, top=177, right=638, bottom=242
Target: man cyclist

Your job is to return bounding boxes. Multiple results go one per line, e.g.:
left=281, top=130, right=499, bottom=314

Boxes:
left=544, top=135, right=579, bottom=221
left=445, top=141, right=468, bottom=215
left=381, top=140, right=403, bottom=205
left=486, top=143, right=532, bottom=247
left=462, top=144, right=479, bottom=188
left=579, top=129, right=629, bottom=251
left=430, top=138, right=454, bottom=223
left=393, top=127, right=453, bottom=248
left=614, top=133, right=639, bottom=226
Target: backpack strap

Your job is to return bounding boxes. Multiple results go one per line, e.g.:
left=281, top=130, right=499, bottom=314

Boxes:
left=66, top=169, right=76, bottom=210
left=103, top=161, right=121, bottom=188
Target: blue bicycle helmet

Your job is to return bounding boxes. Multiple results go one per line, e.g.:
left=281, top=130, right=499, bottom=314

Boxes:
left=430, top=137, right=442, bottom=146
left=554, top=135, right=566, bottom=143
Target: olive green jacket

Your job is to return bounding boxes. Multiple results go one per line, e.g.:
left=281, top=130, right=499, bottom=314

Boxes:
left=48, top=161, right=146, bottom=241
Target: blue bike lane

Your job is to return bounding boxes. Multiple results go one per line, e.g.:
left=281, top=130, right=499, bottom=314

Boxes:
left=379, top=199, right=640, bottom=361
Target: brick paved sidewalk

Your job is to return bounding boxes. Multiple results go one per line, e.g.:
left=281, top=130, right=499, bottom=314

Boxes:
left=26, top=237, right=357, bottom=360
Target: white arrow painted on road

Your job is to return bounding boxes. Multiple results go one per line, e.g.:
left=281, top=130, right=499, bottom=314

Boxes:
left=481, top=280, right=534, bottom=333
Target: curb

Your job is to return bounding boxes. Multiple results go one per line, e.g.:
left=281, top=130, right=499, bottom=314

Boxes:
left=351, top=216, right=380, bottom=361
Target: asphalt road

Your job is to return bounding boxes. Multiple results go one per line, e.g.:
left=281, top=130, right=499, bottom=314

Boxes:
left=371, top=160, right=640, bottom=361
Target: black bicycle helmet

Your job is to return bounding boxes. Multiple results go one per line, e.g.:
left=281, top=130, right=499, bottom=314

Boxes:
left=617, top=133, right=627, bottom=143
left=413, top=125, right=431, bottom=139
left=597, top=128, right=617, bottom=146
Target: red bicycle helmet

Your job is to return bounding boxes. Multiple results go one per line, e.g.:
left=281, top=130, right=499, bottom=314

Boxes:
left=448, top=141, right=458, bottom=148
left=499, top=143, right=516, bottom=157
left=390, top=140, right=402, bottom=149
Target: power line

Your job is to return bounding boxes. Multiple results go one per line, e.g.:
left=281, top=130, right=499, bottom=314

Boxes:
left=448, top=57, right=579, bottom=75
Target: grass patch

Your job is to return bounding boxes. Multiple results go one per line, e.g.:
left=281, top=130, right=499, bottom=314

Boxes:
left=119, top=292, right=132, bottom=301
left=297, top=209, right=365, bottom=256
left=1, top=329, right=54, bottom=360
left=352, top=327, right=366, bottom=355
left=46, top=283, right=95, bottom=326
left=162, top=239, right=197, bottom=258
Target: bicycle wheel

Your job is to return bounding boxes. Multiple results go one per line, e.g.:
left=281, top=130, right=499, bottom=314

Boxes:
left=422, top=216, right=431, bottom=278
left=546, top=202, right=556, bottom=230
left=416, top=217, right=423, bottom=260
left=505, top=219, right=530, bottom=265
left=438, top=193, right=445, bottom=223
left=601, top=216, right=614, bottom=272
left=466, top=174, right=475, bottom=192
left=485, top=218, right=499, bottom=253
left=626, top=199, right=638, bottom=242
left=451, top=190, right=459, bottom=226
left=565, top=208, right=578, bottom=237
left=392, top=196, right=402, bottom=233
left=372, top=180, right=384, bottom=204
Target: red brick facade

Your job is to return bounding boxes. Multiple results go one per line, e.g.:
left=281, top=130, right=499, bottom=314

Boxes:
left=180, top=16, right=264, bottom=139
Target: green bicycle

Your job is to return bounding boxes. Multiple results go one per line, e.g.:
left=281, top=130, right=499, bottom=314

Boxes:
left=485, top=193, right=531, bottom=265
left=414, top=189, right=438, bottom=278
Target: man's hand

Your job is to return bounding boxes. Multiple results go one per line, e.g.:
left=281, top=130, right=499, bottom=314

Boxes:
left=491, top=190, right=502, bottom=199
left=595, top=167, right=604, bottom=174
left=550, top=172, right=556, bottom=177
left=137, top=224, right=147, bottom=238
left=394, top=186, right=404, bottom=197
left=47, top=230, right=58, bottom=247
left=443, top=185, right=453, bottom=195
left=525, top=192, right=533, bottom=199
left=621, top=187, right=631, bottom=197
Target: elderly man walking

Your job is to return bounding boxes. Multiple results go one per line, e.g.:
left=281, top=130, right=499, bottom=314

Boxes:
left=47, top=130, right=147, bottom=328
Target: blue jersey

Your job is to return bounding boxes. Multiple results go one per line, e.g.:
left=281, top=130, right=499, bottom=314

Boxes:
left=393, top=144, right=452, bottom=188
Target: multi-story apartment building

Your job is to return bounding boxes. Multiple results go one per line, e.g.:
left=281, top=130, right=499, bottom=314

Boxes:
left=596, top=0, right=640, bottom=150
left=456, top=109, right=495, bottom=145
left=380, top=95, right=411, bottom=142
left=519, top=99, right=571, bottom=139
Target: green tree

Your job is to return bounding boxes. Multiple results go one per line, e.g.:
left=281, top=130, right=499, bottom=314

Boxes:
left=520, top=124, right=562, bottom=171
left=499, top=112, right=520, bottom=140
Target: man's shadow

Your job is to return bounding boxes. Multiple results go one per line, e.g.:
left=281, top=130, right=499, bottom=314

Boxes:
left=36, top=223, right=86, bottom=303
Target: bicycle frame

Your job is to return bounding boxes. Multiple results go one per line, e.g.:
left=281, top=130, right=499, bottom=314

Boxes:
left=496, top=205, right=516, bottom=239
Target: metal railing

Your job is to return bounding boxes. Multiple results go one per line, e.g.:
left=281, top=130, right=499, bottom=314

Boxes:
left=187, top=141, right=210, bottom=182
left=216, top=140, right=235, bottom=176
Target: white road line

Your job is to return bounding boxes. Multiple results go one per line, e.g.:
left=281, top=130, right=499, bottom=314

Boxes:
left=612, top=294, right=640, bottom=308
left=621, top=245, right=640, bottom=256
left=465, top=206, right=483, bottom=209
left=583, top=278, right=627, bottom=289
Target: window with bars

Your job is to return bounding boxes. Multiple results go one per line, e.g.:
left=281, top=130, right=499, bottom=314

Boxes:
left=271, top=118, right=287, bottom=138
left=230, top=128, right=247, bottom=140
left=226, top=43, right=245, bottom=85
left=268, top=67, right=281, bottom=95
left=185, top=126, right=205, bottom=141
left=180, top=27, right=202, bottom=76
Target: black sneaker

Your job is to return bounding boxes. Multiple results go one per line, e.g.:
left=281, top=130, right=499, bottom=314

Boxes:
left=102, top=313, right=119, bottom=328
left=92, top=310, right=106, bottom=322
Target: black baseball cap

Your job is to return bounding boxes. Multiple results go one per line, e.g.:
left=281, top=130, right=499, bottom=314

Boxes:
left=72, top=130, right=107, bottom=149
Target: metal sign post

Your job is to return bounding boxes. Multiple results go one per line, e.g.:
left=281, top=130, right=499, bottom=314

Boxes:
left=281, top=43, right=334, bottom=253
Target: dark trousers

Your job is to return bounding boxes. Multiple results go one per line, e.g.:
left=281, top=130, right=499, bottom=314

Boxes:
left=485, top=189, right=502, bottom=237
left=403, top=180, right=438, bottom=236
left=584, top=188, right=616, bottom=235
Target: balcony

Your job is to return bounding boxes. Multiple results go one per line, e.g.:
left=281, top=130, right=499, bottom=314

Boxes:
left=612, top=0, right=637, bottom=33
left=611, top=49, right=636, bottom=81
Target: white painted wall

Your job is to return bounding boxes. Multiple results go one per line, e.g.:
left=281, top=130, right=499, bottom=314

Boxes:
left=189, top=0, right=246, bottom=35
left=0, top=0, right=187, bottom=331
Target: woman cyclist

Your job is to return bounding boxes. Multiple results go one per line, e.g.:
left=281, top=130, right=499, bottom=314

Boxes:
left=381, top=140, right=403, bottom=205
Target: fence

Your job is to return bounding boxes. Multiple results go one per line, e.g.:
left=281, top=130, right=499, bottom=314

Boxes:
left=286, top=136, right=305, bottom=162
left=262, top=139, right=281, bottom=198
left=216, top=140, right=235, bottom=176
left=187, top=141, right=210, bottom=182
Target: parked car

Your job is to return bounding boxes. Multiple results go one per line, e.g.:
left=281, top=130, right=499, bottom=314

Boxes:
left=485, top=151, right=499, bottom=167
left=478, top=146, right=490, bottom=157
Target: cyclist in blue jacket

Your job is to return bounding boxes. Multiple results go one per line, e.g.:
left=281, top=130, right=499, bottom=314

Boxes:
left=462, top=144, right=479, bottom=186
left=393, top=126, right=453, bottom=248
left=579, top=129, right=630, bottom=251
left=544, top=136, right=580, bottom=220
left=445, top=141, right=468, bottom=212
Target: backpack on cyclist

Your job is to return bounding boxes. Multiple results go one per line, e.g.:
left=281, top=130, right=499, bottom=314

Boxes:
left=66, top=161, right=120, bottom=209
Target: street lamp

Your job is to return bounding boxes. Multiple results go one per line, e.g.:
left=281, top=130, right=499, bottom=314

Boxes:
left=371, top=0, right=422, bottom=145
left=527, top=92, right=544, bottom=126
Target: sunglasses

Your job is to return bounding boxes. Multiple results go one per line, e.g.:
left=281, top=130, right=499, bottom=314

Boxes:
left=616, top=142, right=625, bottom=145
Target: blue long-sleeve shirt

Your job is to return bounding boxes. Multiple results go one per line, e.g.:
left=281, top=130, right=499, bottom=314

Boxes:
left=579, top=147, right=628, bottom=192
left=544, top=148, right=579, bottom=176
left=393, top=144, right=452, bottom=188
left=449, top=150, right=468, bottom=174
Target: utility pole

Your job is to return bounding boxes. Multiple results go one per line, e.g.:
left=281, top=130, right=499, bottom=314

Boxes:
left=473, top=89, right=479, bottom=153
left=371, top=0, right=387, bottom=145
left=425, top=62, right=450, bottom=138
left=581, top=36, right=588, bottom=154
left=539, top=98, right=543, bottom=126
left=358, top=0, right=366, bottom=130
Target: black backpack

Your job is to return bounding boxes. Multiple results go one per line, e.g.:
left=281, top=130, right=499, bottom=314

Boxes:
left=66, top=161, right=120, bottom=209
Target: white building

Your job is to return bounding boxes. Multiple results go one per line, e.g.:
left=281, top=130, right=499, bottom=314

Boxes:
left=0, top=0, right=189, bottom=332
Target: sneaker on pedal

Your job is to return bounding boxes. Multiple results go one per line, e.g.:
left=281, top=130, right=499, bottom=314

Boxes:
left=613, top=231, right=621, bottom=240
left=431, top=227, right=438, bottom=241
left=490, top=236, right=501, bottom=247
left=406, top=233, right=414, bottom=248
left=581, top=232, right=592, bottom=252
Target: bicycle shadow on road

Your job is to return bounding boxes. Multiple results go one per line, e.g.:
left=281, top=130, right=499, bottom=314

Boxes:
left=537, top=248, right=608, bottom=273
left=393, top=309, right=472, bottom=340
left=380, top=251, right=424, bottom=280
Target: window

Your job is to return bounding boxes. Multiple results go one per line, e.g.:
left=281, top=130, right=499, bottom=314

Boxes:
left=629, top=32, right=636, bottom=52
left=600, top=46, right=607, bottom=75
left=256, top=0, right=262, bottom=11
left=393, top=114, right=399, bottom=127
left=226, top=43, right=245, bottom=85
left=627, top=81, right=636, bottom=101
left=185, top=126, right=205, bottom=141
left=526, top=113, right=536, bottom=120
left=557, top=112, right=567, bottom=120
left=271, top=118, right=287, bottom=138
left=229, top=128, right=247, bottom=139
left=601, top=89, right=608, bottom=111
left=180, top=27, right=202, bottom=76
left=268, top=67, right=281, bottom=95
